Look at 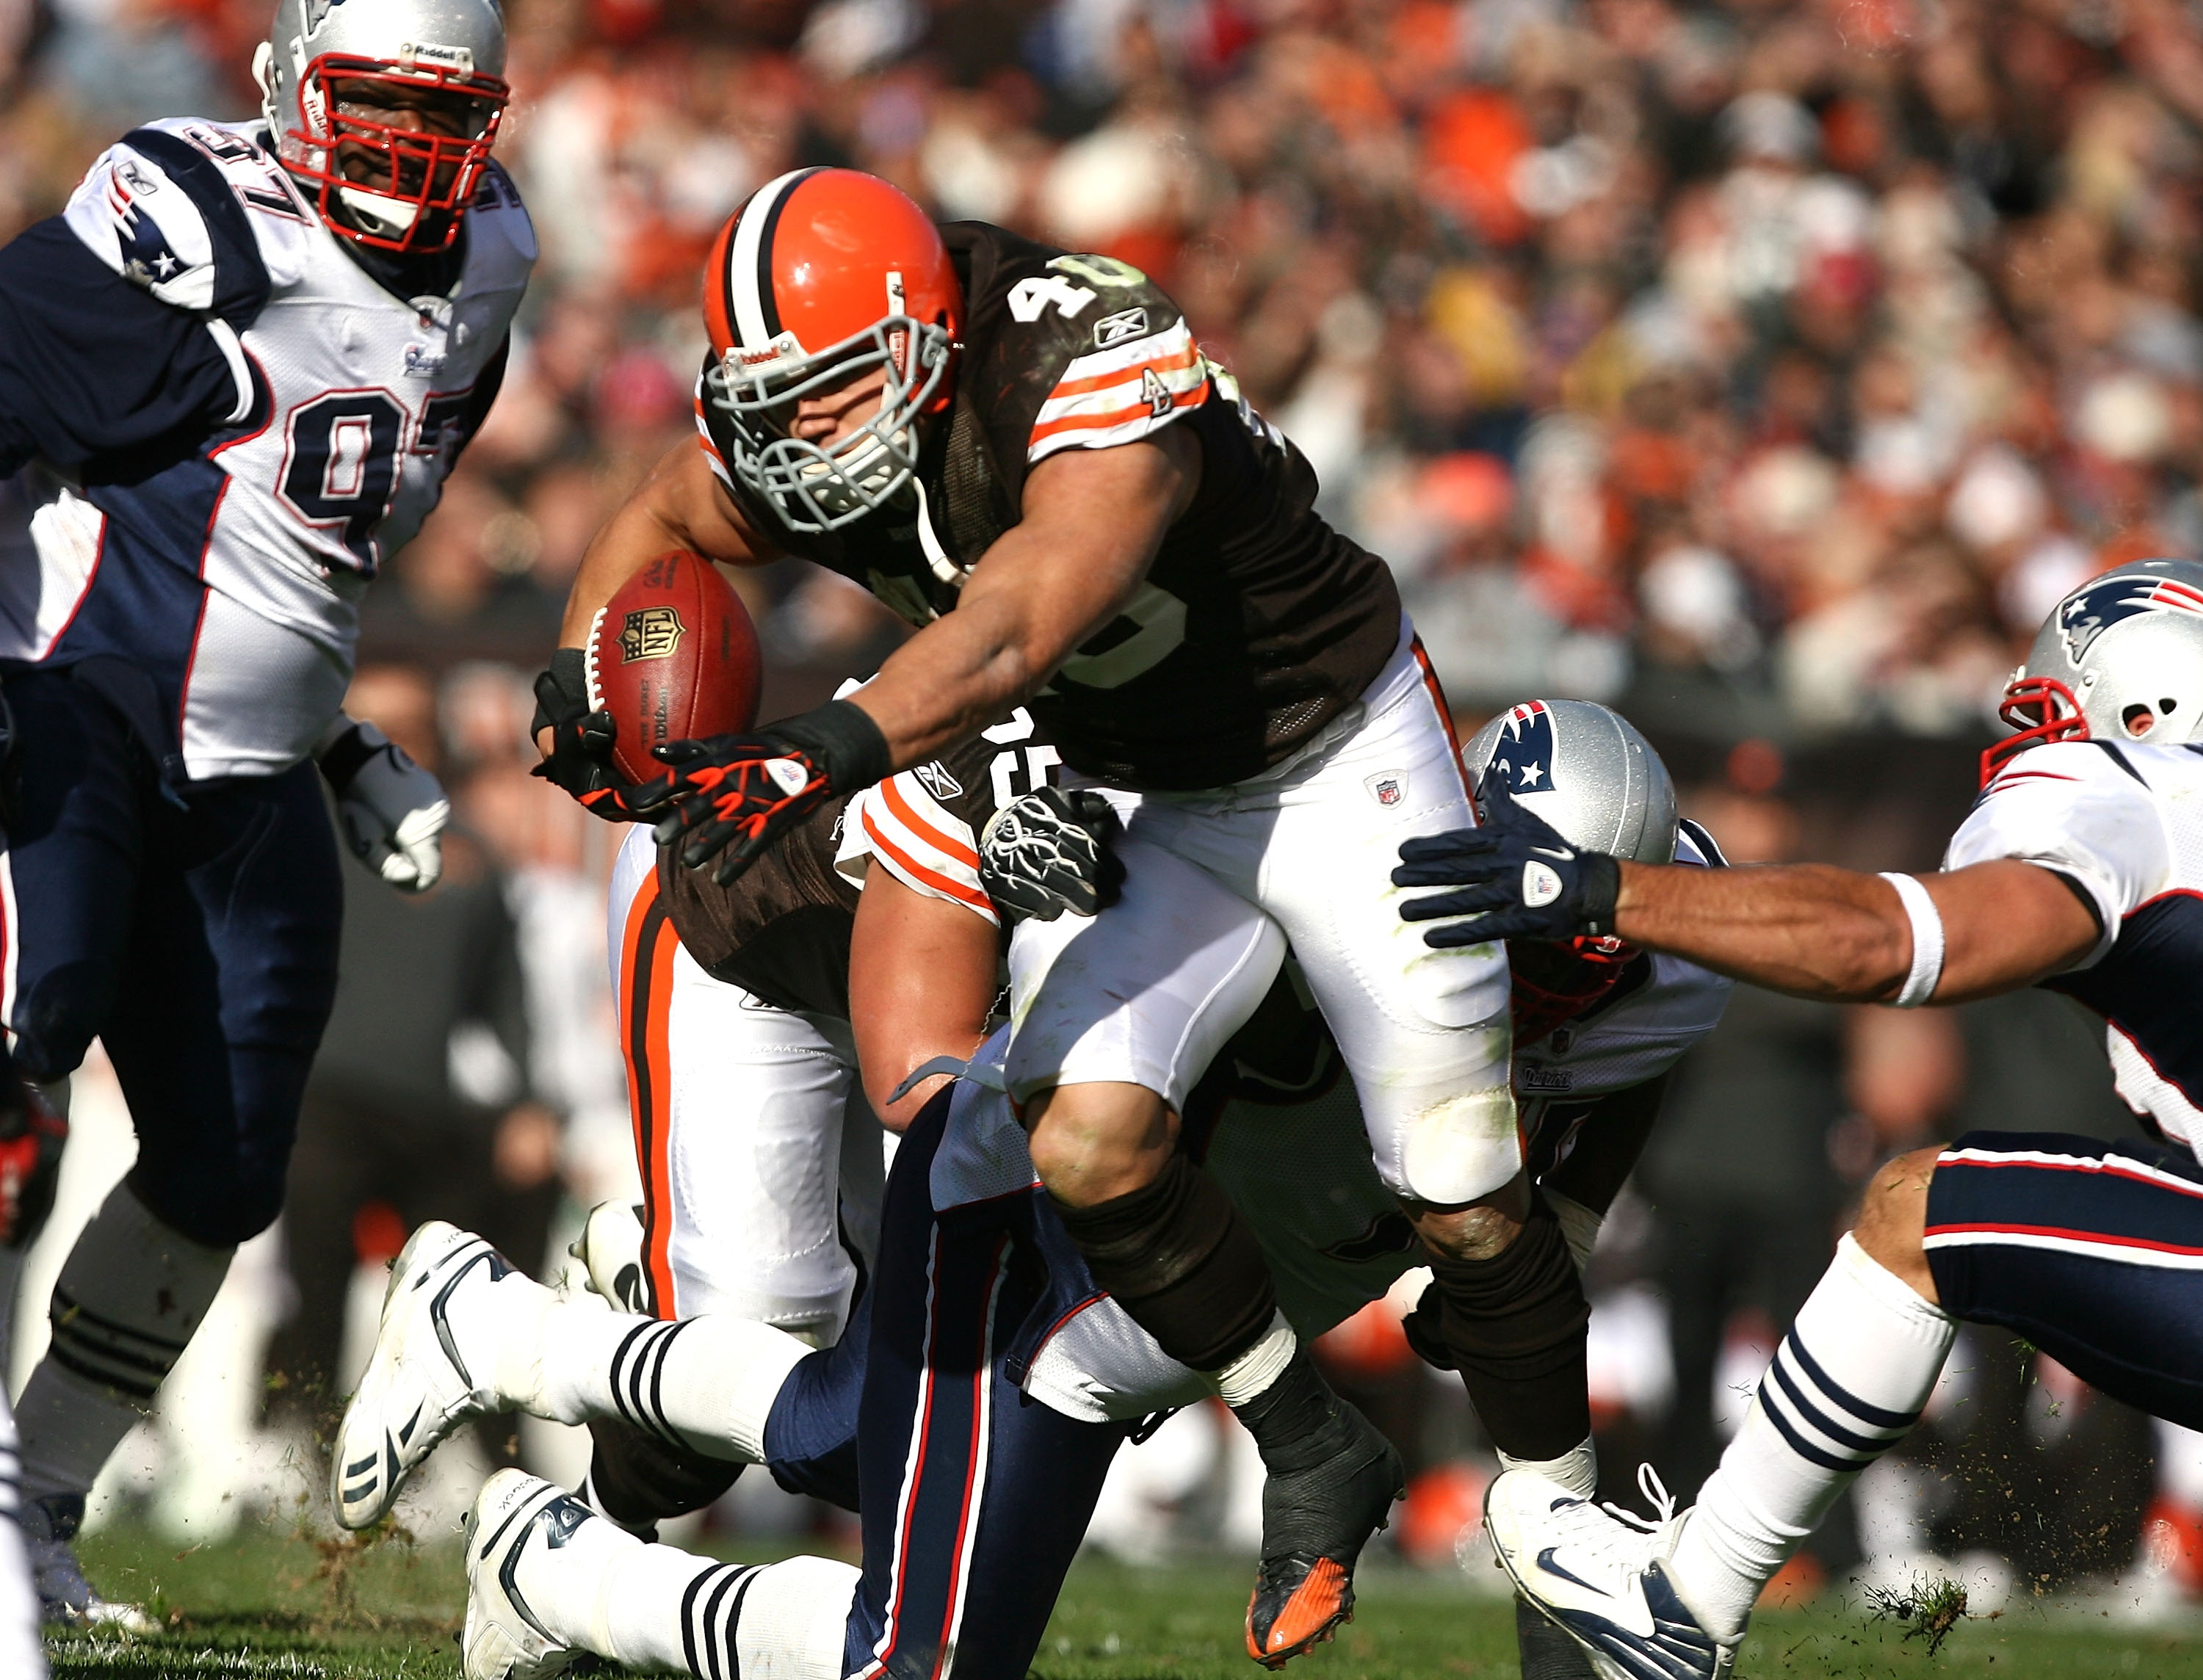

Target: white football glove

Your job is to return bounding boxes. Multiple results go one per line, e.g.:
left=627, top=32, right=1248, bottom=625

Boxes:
left=316, top=715, right=449, bottom=893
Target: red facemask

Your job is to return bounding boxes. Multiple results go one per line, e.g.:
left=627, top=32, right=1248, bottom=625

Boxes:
left=1979, top=675, right=2088, bottom=789
left=282, top=55, right=509, bottom=253
left=1510, top=936, right=1641, bottom=1046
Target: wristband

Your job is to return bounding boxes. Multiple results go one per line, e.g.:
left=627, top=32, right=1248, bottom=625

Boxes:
left=1580, top=852, right=1620, bottom=938
left=773, top=698, right=894, bottom=793
left=314, top=718, right=377, bottom=794
left=532, top=648, right=590, bottom=736
left=1878, top=872, right=1945, bottom=1007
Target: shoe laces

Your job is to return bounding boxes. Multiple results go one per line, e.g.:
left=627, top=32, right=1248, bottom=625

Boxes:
left=1538, top=1463, right=1679, bottom=1592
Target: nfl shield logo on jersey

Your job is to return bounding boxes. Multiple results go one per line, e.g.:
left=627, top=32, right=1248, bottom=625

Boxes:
left=1367, top=772, right=1404, bottom=806
left=620, top=606, right=684, bottom=662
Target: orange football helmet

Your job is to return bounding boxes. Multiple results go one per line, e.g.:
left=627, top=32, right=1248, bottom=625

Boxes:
left=701, top=168, right=963, bottom=532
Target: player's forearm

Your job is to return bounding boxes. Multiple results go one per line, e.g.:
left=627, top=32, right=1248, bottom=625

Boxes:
left=559, top=444, right=759, bottom=645
left=848, top=872, right=999, bottom=1131
left=1615, top=861, right=1911, bottom=1002
left=849, top=576, right=1103, bottom=770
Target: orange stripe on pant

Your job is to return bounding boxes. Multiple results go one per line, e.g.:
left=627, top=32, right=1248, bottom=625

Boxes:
left=617, top=866, right=684, bottom=1320
left=1409, top=636, right=1469, bottom=802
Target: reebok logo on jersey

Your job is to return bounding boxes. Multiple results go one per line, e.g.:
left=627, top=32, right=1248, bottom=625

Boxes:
left=1093, top=307, right=1149, bottom=348
left=618, top=607, right=684, bottom=662
left=914, top=761, right=963, bottom=800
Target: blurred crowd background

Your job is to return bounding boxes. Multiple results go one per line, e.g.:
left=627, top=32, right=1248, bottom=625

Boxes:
left=7, top=0, right=2203, bottom=1622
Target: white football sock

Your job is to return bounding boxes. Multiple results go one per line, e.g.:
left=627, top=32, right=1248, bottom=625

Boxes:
left=1668, top=1234, right=1954, bottom=1640
left=524, top=1509, right=857, bottom=1680
left=15, top=1186, right=231, bottom=1505
left=457, top=1280, right=811, bottom=1463
left=1500, top=1434, right=1597, bottom=1500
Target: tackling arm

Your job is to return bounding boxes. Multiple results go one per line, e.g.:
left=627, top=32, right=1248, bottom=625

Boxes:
left=1612, top=857, right=2097, bottom=1004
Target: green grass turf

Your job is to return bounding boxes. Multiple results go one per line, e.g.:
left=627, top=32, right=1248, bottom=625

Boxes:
left=43, top=1523, right=2203, bottom=1678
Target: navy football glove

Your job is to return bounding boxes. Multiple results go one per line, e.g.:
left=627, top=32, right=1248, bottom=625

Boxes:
left=980, top=786, right=1125, bottom=922
left=0, top=1081, right=65, bottom=1251
left=1392, top=775, right=1620, bottom=946
left=639, top=700, right=892, bottom=886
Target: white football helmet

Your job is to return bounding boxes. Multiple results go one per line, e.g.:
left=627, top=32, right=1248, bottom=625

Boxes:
left=1984, top=557, right=2203, bottom=785
left=253, top=0, right=509, bottom=252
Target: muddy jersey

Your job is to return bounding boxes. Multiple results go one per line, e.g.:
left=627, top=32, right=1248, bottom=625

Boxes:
left=695, top=222, right=1401, bottom=790
left=659, top=706, right=1063, bottom=1017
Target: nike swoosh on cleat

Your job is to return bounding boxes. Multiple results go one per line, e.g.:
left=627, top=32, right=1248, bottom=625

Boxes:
left=1534, top=1547, right=1621, bottom=1602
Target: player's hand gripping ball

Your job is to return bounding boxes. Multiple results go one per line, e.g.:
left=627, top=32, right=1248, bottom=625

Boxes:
left=637, top=693, right=889, bottom=886
left=980, top=786, right=1125, bottom=922
left=1392, top=775, right=1620, bottom=946
left=532, top=551, right=762, bottom=822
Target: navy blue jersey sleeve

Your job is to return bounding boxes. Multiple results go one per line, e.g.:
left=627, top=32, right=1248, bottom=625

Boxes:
left=0, top=217, right=240, bottom=479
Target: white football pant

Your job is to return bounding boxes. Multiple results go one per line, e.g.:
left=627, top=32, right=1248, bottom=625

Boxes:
left=609, top=828, right=882, bottom=1341
left=1006, top=624, right=1517, bottom=1206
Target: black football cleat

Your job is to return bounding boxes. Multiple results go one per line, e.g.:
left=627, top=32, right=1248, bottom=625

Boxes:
left=1243, top=1405, right=1404, bottom=1668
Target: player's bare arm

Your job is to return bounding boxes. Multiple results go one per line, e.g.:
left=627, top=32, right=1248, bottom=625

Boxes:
left=844, top=422, right=1201, bottom=770
left=846, top=864, right=999, bottom=1132
left=1605, top=855, right=2099, bottom=1004
left=553, top=440, right=775, bottom=649
left=1397, top=778, right=2098, bottom=1007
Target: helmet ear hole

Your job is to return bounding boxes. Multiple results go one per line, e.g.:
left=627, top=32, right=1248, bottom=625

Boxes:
left=2163, top=698, right=2179, bottom=714
left=2122, top=703, right=2157, bottom=736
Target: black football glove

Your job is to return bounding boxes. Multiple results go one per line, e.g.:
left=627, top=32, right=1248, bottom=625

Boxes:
left=1392, top=775, right=1620, bottom=947
left=980, top=786, right=1125, bottom=922
left=529, top=648, right=656, bottom=822
left=639, top=699, right=892, bottom=886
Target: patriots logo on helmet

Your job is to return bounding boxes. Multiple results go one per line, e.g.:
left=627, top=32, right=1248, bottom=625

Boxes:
left=2058, top=574, right=2203, bottom=665
left=1485, top=700, right=1558, bottom=795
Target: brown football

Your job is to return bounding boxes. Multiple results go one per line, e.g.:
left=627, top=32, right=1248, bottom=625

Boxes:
left=586, top=551, right=762, bottom=783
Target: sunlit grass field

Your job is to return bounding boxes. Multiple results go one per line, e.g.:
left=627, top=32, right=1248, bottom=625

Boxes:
left=42, top=1522, right=2203, bottom=1679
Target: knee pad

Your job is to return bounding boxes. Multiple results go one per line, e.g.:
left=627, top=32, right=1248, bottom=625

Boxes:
left=1051, top=1153, right=1277, bottom=1373
left=1389, top=1082, right=1522, bottom=1206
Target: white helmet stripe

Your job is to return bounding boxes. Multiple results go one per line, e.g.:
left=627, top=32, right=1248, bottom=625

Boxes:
left=729, top=167, right=813, bottom=351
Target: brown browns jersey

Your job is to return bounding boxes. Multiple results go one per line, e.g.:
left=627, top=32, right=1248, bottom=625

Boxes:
left=695, top=222, right=1402, bottom=791
left=657, top=705, right=1063, bottom=1018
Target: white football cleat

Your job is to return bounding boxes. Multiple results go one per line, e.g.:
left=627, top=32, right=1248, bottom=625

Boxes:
left=1484, top=1466, right=1734, bottom=1680
left=570, top=1201, right=649, bottom=1314
left=332, top=1220, right=514, bottom=1530
left=463, top=1469, right=585, bottom=1680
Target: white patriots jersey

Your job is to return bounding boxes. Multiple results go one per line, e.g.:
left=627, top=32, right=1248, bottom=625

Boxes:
left=7, top=118, right=532, bottom=778
left=1950, top=739, right=2203, bottom=1156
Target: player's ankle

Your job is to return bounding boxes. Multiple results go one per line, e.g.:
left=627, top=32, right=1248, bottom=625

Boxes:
left=1663, top=1510, right=1757, bottom=1643
left=1229, top=1349, right=1362, bottom=1477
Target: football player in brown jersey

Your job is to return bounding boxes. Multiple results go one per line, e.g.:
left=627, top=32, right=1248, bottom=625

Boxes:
left=532, top=167, right=1570, bottom=1663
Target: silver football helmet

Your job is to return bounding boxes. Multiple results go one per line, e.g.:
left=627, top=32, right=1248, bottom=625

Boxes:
left=1464, top=698, right=1679, bottom=864
left=1985, top=557, right=2203, bottom=786
left=253, top=0, right=509, bottom=252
